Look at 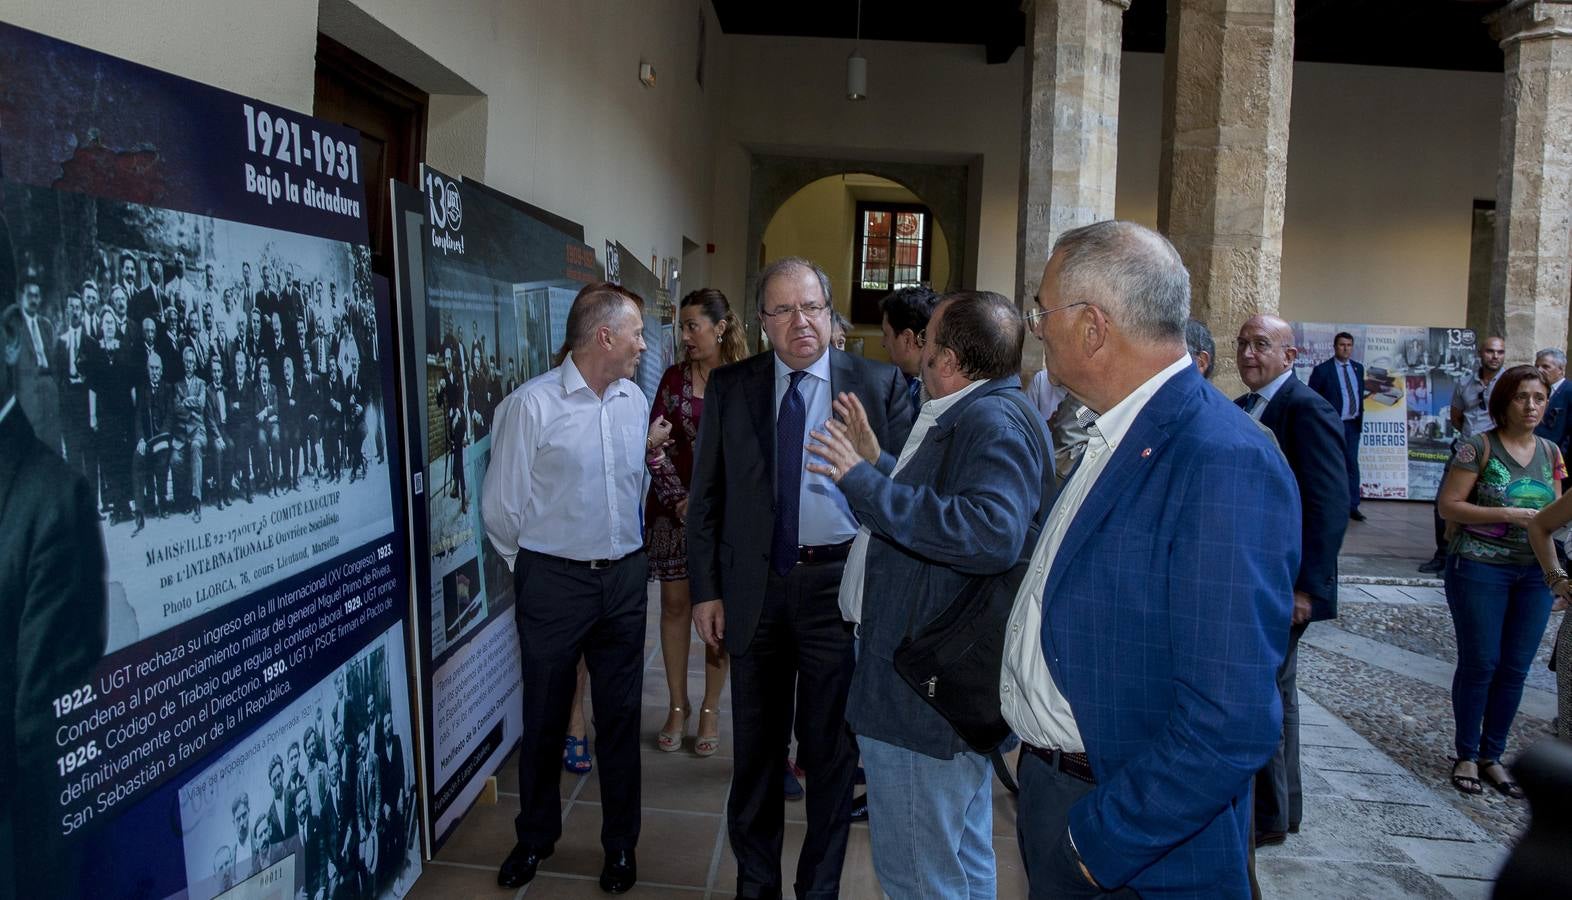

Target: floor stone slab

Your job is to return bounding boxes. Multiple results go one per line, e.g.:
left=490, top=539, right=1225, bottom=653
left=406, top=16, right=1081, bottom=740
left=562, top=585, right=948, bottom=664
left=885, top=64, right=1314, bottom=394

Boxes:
left=1387, top=835, right=1508, bottom=881
left=1256, top=857, right=1453, bottom=899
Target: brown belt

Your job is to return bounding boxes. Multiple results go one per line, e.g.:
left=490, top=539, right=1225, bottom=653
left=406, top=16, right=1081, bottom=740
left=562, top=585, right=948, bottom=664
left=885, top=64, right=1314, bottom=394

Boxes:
left=1021, top=743, right=1096, bottom=785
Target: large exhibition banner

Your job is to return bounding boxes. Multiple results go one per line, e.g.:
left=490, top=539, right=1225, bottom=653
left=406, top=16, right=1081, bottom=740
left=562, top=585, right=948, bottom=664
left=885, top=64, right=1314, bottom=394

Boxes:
left=1292, top=322, right=1478, bottom=501
left=0, top=23, right=419, bottom=898
left=604, top=240, right=674, bottom=402
left=404, top=166, right=597, bottom=846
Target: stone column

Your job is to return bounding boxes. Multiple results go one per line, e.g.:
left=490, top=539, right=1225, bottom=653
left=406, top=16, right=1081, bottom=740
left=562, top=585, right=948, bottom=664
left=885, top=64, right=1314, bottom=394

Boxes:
left=1157, top=0, right=1294, bottom=392
left=1015, top=0, right=1131, bottom=375
left=1486, top=0, right=1572, bottom=363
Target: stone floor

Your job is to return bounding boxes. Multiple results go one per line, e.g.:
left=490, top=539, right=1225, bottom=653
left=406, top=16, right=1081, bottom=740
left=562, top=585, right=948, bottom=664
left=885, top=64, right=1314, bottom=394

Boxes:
left=409, top=501, right=1556, bottom=898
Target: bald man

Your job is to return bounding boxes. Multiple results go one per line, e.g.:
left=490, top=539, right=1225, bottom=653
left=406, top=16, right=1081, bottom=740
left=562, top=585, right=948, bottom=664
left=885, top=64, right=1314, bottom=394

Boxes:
left=1235, top=314, right=1348, bottom=846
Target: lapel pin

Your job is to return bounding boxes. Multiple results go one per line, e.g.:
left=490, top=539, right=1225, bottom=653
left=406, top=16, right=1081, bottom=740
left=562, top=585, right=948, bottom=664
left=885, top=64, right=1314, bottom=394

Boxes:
left=1141, top=447, right=1152, bottom=458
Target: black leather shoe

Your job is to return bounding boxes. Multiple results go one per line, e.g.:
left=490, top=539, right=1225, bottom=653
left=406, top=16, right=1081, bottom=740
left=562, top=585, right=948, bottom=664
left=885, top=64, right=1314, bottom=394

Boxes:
left=1349, top=509, right=1366, bottom=522
left=1254, top=830, right=1287, bottom=848
left=497, top=843, right=552, bottom=888
left=1418, top=554, right=1446, bottom=575
left=600, top=849, right=636, bottom=894
left=850, top=792, right=868, bottom=822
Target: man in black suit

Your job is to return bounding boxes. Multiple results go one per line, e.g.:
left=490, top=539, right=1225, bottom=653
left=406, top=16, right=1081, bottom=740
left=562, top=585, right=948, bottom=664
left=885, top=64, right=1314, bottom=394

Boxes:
left=128, top=256, right=165, bottom=345
left=14, top=270, right=60, bottom=455
left=132, top=350, right=174, bottom=533
left=0, top=304, right=108, bottom=900
left=1535, top=349, right=1572, bottom=459
left=1236, top=314, right=1349, bottom=846
left=688, top=257, right=913, bottom=900
left=1307, top=331, right=1367, bottom=521
left=87, top=306, right=135, bottom=522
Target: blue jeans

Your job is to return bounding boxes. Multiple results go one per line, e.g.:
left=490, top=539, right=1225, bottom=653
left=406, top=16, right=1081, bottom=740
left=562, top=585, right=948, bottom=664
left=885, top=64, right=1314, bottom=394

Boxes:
left=1444, top=557, right=1554, bottom=761
left=858, top=735, right=995, bottom=899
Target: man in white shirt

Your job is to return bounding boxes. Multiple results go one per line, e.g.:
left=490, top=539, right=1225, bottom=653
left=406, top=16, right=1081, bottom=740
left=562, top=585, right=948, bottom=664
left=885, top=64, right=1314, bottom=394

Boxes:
left=482, top=282, right=650, bottom=895
left=1002, top=222, right=1297, bottom=897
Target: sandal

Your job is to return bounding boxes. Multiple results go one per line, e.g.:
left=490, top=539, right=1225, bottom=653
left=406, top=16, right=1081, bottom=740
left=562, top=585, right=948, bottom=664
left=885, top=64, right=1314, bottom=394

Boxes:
left=563, top=735, right=593, bottom=775
left=657, top=706, right=689, bottom=753
left=1450, top=758, right=1482, bottom=796
left=695, top=707, right=721, bottom=758
left=1479, top=760, right=1525, bottom=799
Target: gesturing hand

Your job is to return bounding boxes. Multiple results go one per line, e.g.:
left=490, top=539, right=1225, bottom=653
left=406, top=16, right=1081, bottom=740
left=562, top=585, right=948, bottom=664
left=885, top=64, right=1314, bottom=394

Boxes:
left=832, top=392, right=880, bottom=464
left=806, top=417, right=865, bottom=484
left=648, top=414, right=673, bottom=450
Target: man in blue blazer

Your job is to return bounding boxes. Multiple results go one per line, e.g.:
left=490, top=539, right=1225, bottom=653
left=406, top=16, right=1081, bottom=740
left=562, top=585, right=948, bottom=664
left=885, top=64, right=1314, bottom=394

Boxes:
left=804, top=291, right=1054, bottom=897
left=1005, top=222, right=1298, bottom=898
left=1236, top=314, right=1349, bottom=845
left=1307, top=331, right=1366, bottom=520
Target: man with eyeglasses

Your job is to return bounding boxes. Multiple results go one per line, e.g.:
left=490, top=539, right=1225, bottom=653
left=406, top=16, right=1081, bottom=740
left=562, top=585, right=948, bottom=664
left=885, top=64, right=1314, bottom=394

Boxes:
left=688, top=257, right=912, bottom=900
left=1008, top=222, right=1297, bottom=897
left=1235, top=315, right=1348, bottom=849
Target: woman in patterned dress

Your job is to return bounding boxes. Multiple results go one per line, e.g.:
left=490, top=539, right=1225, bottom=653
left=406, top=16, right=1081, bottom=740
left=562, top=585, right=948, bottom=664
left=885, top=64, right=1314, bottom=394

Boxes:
left=648, top=289, right=747, bottom=755
left=1438, top=365, right=1562, bottom=797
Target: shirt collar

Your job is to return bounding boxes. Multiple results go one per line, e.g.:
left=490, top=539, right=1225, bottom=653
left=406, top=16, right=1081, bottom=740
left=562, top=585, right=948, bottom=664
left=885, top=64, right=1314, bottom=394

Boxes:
left=1256, top=367, right=1295, bottom=404
left=1088, top=353, right=1192, bottom=450
left=920, top=376, right=988, bottom=420
left=1555, top=378, right=1565, bottom=395
left=0, top=395, right=14, bottom=425
left=561, top=352, right=631, bottom=399
left=774, top=349, right=832, bottom=384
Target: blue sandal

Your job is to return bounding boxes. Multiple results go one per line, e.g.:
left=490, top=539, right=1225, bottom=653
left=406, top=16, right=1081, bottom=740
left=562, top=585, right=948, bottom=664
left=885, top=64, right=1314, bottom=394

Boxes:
left=563, top=735, right=593, bottom=775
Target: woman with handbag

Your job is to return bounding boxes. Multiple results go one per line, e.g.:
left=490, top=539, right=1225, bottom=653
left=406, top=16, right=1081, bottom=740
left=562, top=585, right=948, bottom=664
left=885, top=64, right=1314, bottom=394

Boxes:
left=1437, top=364, right=1562, bottom=798
left=647, top=289, right=747, bottom=756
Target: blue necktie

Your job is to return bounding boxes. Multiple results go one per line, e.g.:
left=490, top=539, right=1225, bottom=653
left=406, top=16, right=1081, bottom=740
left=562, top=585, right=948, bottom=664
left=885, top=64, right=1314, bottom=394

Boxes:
left=772, top=370, right=808, bottom=576
left=1340, top=363, right=1359, bottom=418
left=907, top=375, right=922, bottom=410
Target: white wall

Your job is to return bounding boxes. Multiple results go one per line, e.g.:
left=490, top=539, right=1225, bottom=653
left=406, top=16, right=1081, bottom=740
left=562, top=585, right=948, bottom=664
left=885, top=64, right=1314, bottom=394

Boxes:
left=1115, top=52, right=1501, bottom=329
left=1, top=0, right=725, bottom=290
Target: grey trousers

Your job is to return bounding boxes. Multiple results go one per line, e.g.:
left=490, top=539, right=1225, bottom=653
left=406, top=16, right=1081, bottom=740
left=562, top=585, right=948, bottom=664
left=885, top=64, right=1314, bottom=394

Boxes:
left=1255, top=622, right=1308, bottom=833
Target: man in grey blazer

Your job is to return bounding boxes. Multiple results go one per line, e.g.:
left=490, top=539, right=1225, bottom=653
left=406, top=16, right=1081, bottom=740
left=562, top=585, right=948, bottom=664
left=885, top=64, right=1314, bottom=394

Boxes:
left=687, top=257, right=912, bottom=900
left=806, top=291, right=1053, bottom=897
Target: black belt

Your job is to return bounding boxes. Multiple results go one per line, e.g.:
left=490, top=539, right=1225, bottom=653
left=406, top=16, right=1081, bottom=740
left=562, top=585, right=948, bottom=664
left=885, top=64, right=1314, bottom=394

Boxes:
left=1021, top=743, right=1096, bottom=785
left=797, top=541, right=853, bottom=565
left=527, top=548, right=642, bottom=571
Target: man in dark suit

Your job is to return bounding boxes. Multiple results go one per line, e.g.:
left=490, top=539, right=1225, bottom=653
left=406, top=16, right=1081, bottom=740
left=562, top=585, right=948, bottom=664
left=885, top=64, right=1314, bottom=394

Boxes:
left=14, top=270, right=60, bottom=455
left=1236, top=314, right=1349, bottom=846
left=1534, top=348, right=1572, bottom=461
left=688, top=257, right=913, bottom=900
left=806, top=291, right=1053, bottom=895
left=170, top=345, right=216, bottom=521
left=87, top=306, right=135, bottom=522
left=128, top=256, right=165, bottom=344
left=0, top=304, right=109, bottom=900
left=1308, top=331, right=1368, bottom=521
left=132, top=350, right=174, bottom=533
left=54, top=293, right=93, bottom=478
left=293, top=783, right=328, bottom=900
left=1009, top=222, right=1297, bottom=897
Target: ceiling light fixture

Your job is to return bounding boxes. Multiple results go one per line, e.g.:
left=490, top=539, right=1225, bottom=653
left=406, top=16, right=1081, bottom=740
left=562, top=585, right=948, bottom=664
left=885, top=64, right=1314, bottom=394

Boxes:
left=847, top=0, right=867, bottom=101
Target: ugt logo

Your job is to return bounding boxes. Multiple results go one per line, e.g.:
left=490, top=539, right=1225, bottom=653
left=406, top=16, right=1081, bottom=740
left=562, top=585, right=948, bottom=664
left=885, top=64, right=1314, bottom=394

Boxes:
left=425, top=172, right=463, bottom=232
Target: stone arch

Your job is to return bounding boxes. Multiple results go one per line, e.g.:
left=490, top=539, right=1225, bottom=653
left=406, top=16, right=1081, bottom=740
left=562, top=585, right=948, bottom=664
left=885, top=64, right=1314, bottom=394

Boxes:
left=744, top=153, right=970, bottom=343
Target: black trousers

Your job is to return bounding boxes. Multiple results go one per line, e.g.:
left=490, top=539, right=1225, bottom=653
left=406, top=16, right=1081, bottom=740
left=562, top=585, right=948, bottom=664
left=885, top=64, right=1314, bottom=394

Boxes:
left=1341, top=418, right=1362, bottom=512
left=728, top=560, right=857, bottom=900
left=513, top=548, right=646, bottom=853
left=1254, top=621, right=1307, bottom=833
left=1016, top=749, right=1139, bottom=899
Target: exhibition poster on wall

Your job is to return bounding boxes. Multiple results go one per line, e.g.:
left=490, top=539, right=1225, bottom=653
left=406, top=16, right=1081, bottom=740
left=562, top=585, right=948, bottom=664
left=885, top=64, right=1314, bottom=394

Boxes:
left=0, top=23, right=419, bottom=898
left=406, top=165, right=598, bottom=846
left=605, top=241, right=675, bottom=402
left=1292, top=322, right=1478, bottom=501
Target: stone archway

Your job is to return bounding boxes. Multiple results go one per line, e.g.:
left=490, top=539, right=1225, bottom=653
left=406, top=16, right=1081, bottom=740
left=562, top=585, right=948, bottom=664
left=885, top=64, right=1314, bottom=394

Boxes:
left=744, top=153, right=971, bottom=343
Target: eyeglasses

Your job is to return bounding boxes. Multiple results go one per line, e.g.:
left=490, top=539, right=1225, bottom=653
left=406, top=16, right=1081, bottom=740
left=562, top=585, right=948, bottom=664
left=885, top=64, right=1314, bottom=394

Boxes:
left=1234, top=338, right=1277, bottom=354
left=1025, top=301, right=1088, bottom=327
left=760, top=302, right=830, bottom=320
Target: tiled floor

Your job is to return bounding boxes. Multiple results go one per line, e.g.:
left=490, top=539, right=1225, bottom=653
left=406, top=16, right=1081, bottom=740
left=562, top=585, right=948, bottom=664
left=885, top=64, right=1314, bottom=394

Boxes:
left=411, top=599, right=1030, bottom=899
left=1344, top=499, right=1436, bottom=560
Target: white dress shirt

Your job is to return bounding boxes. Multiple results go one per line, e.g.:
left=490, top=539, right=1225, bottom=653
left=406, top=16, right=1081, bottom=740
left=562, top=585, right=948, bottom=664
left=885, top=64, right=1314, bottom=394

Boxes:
left=1000, top=353, right=1193, bottom=751
left=1244, top=368, right=1295, bottom=420
left=774, top=352, right=859, bottom=545
left=481, top=354, right=650, bottom=568
left=838, top=377, right=989, bottom=624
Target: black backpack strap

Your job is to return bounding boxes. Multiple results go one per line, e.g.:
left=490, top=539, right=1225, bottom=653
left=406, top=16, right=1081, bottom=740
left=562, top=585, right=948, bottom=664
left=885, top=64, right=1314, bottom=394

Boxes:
left=990, top=747, right=1019, bottom=794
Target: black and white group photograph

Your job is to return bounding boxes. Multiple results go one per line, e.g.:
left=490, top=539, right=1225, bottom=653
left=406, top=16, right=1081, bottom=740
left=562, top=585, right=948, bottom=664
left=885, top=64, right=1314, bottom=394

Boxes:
left=178, top=625, right=419, bottom=900
left=1, top=181, right=397, bottom=653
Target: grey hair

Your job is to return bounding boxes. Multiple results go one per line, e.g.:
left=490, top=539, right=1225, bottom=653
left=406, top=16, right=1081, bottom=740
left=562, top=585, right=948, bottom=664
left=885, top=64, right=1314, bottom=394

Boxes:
left=1535, top=347, right=1567, bottom=369
left=1184, top=318, right=1216, bottom=380
left=757, top=257, right=832, bottom=312
left=1050, top=221, right=1190, bottom=342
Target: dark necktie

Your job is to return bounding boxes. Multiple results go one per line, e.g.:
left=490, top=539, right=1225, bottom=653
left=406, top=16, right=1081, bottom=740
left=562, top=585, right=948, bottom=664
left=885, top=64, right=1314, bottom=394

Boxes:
left=771, top=370, right=808, bottom=576
left=907, top=375, right=922, bottom=410
left=1340, top=363, right=1358, bottom=418
left=1245, top=392, right=1264, bottom=414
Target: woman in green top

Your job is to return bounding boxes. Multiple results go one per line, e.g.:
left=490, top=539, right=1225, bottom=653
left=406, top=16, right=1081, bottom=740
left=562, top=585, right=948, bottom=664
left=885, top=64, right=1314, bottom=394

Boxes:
left=1437, top=365, right=1562, bottom=799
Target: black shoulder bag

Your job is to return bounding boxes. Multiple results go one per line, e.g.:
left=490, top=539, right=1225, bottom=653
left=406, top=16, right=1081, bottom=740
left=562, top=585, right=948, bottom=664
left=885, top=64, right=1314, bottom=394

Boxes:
left=891, top=390, right=1057, bottom=790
